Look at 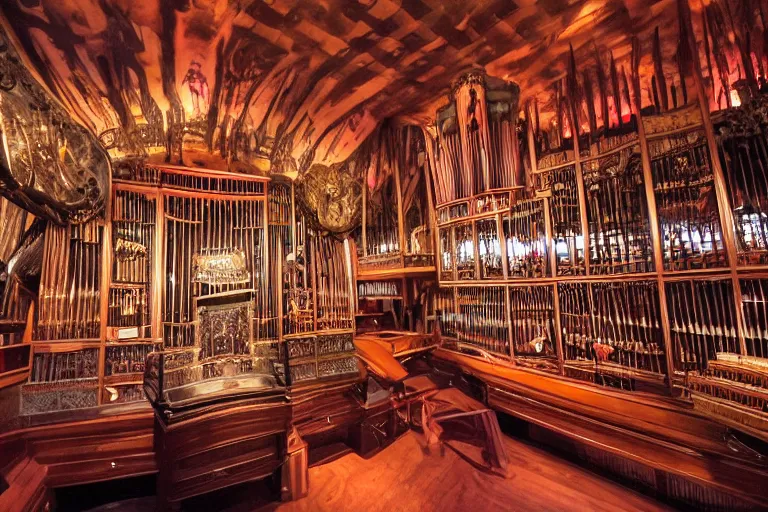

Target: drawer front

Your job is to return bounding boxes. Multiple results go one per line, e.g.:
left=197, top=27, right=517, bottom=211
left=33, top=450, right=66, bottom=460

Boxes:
left=173, top=434, right=281, bottom=482
left=297, top=408, right=362, bottom=438
left=171, top=456, right=281, bottom=502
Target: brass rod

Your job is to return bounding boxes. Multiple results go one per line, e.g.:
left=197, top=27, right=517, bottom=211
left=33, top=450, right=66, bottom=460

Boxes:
left=679, top=0, right=747, bottom=356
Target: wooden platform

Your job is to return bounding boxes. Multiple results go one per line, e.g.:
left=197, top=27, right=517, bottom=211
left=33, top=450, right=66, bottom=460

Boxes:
left=280, top=431, right=672, bottom=512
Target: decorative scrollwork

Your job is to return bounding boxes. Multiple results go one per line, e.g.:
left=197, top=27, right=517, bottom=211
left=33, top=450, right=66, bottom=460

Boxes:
left=716, top=95, right=768, bottom=140
left=298, top=160, right=363, bottom=234
left=0, top=28, right=109, bottom=225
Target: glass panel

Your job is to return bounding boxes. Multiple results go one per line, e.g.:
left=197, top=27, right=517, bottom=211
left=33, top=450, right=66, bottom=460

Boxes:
left=504, top=199, right=549, bottom=278
left=454, top=223, right=475, bottom=280
left=476, top=219, right=503, bottom=279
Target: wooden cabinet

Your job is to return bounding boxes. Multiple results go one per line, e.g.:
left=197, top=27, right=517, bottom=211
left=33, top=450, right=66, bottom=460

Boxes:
left=153, top=395, right=290, bottom=509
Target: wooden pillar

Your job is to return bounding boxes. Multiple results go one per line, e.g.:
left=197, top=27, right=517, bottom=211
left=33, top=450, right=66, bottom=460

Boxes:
left=526, top=102, right=565, bottom=373
left=159, top=190, right=168, bottom=348
left=635, top=107, right=677, bottom=386
left=344, top=239, right=356, bottom=324
left=450, top=227, right=458, bottom=282
left=567, top=102, right=591, bottom=276
left=472, top=220, right=481, bottom=279
left=361, top=179, right=368, bottom=258
left=497, top=213, right=509, bottom=280
left=291, top=183, right=297, bottom=257
left=97, top=199, right=112, bottom=405
left=311, top=234, right=319, bottom=330
left=402, top=276, right=408, bottom=330
left=264, top=193, right=272, bottom=338
left=281, top=427, right=309, bottom=501
left=453, top=286, right=459, bottom=342
left=551, top=281, right=564, bottom=372
left=423, top=127, right=444, bottom=280
left=422, top=146, right=439, bottom=263
left=277, top=237, right=284, bottom=343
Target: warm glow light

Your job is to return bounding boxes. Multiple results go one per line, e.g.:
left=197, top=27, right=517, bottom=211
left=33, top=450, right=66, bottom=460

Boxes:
left=692, top=230, right=702, bottom=245
left=741, top=213, right=768, bottom=245
left=730, top=89, right=742, bottom=107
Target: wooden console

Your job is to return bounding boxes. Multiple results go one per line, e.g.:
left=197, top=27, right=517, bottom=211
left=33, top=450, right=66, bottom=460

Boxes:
left=153, top=394, right=290, bottom=510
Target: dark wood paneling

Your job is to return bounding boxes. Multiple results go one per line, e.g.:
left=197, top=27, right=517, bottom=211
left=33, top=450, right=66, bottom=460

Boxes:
left=0, top=454, right=51, bottom=512
left=45, top=453, right=157, bottom=489
left=1, top=411, right=157, bottom=492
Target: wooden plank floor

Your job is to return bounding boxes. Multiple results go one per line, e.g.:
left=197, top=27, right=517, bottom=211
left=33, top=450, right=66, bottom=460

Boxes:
left=275, top=432, right=671, bottom=512
left=87, top=432, right=672, bottom=512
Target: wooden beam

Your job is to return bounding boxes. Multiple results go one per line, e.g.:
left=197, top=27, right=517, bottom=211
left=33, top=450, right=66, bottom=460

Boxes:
left=566, top=96, right=590, bottom=277
left=97, top=200, right=112, bottom=405
left=634, top=100, right=676, bottom=386
left=361, top=177, right=368, bottom=258
left=525, top=102, right=565, bottom=374
left=152, top=189, right=164, bottom=342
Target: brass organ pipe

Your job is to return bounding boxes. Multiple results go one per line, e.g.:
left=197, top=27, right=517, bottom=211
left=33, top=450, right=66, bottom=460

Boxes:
left=672, top=0, right=746, bottom=357
left=505, top=285, right=515, bottom=360
left=422, top=137, right=439, bottom=260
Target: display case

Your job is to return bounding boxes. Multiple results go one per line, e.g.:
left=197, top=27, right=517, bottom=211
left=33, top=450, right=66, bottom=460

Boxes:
left=0, top=277, right=33, bottom=388
left=508, top=285, right=556, bottom=358
left=503, top=199, right=549, bottom=278
left=560, top=280, right=667, bottom=389
left=649, top=127, right=726, bottom=271
left=714, top=96, right=768, bottom=266
left=359, top=126, right=435, bottom=276
left=280, top=332, right=357, bottom=385
left=582, top=145, right=654, bottom=275
left=423, top=13, right=768, bottom=435
left=356, top=280, right=402, bottom=333
left=535, top=165, right=585, bottom=276
left=0, top=199, right=32, bottom=389
left=22, top=347, right=100, bottom=415
left=138, top=167, right=362, bottom=415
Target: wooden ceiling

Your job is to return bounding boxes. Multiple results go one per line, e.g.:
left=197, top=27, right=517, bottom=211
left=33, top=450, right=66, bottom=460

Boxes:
left=0, top=0, right=679, bottom=175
